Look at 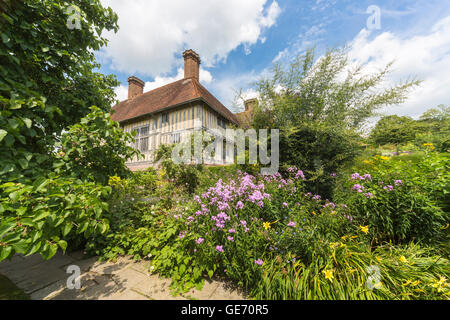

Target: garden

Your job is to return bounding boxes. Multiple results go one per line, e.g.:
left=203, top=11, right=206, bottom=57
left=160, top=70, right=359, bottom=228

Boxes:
left=0, top=0, right=448, bottom=300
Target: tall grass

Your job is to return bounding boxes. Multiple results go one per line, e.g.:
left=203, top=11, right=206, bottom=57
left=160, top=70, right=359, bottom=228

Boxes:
left=251, top=242, right=449, bottom=300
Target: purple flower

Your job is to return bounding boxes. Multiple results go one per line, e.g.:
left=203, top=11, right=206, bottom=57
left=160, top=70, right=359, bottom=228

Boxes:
left=216, top=245, right=224, bottom=252
left=227, top=236, right=234, bottom=242
left=287, top=221, right=296, bottom=227
left=384, top=185, right=394, bottom=192
left=312, top=195, right=321, bottom=200
left=351, top=173, right=361, bottom=180
left=196, top=238, right=204, bottom=244
left=254, top=259, right=264, bottom=266
left=364, top=192, right=374, bottom=198
left=330, top=172, right=337, bottom=177
left=352, top=184, right=364, bottom=192
left=363, top=174, right=372, bottom=181
left=228, top=228, right=236, bottom=233
left=235, top=201, right=244, bottom=210
left=394, top=180, right=403, bottom=186
left=295, top=170, right=306, bottom=180
left=178, top=231, right=187, bottom=239
left=282, top=202, right=288, bottom=207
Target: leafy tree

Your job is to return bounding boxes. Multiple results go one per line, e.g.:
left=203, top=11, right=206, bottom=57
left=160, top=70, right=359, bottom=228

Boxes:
left=0, top=1, right=138, bottom=261
left=250, top=47, right=419, bottom=197
left=55, top=106, right=141, bottom=185
left=369, top=115, right=417, bottom=147
left=252, top=47, right=420, bottom=131
left=0, top=0, right=119, bottom=183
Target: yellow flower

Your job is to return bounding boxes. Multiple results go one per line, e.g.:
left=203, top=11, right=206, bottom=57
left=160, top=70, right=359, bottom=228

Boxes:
left=262, top=222, right=271, bottom=230
left=376, top=256, right=382, bottom=262
left=359, top=225, right=369, bottom=234
left=423, top=143, right=435, bottom=150
left=108, top=175, right=121, bottom=187
left=363, top=160, right=373, bottom=165
left=322, top=269, right=334, bottom=282
left=380, top=156, right=389, bottom=160
left=312, top=211, right=317, bottom=216
left=430, top=276, right=447, bottom=292
left=441, top=223, right=449, bottom=230
left=411, top=280, right=421, bottom=287
left=402, top=280, right=412, bottom=286
left=399, top=256, right=408, bottom=263
left=341, top=235, right=349, bottom=241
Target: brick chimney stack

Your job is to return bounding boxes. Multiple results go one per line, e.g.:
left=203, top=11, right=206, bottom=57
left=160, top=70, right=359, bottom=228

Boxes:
left=244, top=98, right=258, bottom=112
left=183, top=49, right=201, bottom=81
left=128, top=76, right=145, bottom=99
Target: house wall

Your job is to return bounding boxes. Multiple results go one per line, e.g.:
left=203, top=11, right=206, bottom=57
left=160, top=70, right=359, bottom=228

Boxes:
left=121, top=102, right=234, bottom=167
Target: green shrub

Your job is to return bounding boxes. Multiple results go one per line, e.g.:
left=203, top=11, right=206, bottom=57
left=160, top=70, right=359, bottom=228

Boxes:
left=154, top=144, right=203, bottom=194
left=0, top=176, right=111, bottom=261
left=335, top=154, right=448, bottom=244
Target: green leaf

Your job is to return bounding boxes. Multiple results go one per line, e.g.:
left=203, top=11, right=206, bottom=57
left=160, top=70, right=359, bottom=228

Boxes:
left=32, top=211, right=50, bottom=222
left=23, top=118, right=32, bottom=128
left=18, top=158, right=28, bottom=169
left=0, top=222, right=16, bottom=236
left=32, top=176, right=49, bottom=192
left=12, top=239, right=28, bottom=254
left=207, top=270, right=214, bottom=279
left=179, top=264, right=186, bottom=275
left=0, top=246, right=13, bottom=261
left=58, top=240, right=67, bottom=253
left=0, top=129, right=7, bottom=142
left=62, top=223, right=73, bottom=237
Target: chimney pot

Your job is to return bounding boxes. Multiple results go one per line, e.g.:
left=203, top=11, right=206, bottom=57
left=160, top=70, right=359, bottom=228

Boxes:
left=183, top=49, right=201, bottom=81
left=128, top=76, right=145, bottom=99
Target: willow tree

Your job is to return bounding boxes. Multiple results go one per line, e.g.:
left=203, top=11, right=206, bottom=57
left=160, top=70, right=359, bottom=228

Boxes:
left=250, top=47, right=420, bottom=197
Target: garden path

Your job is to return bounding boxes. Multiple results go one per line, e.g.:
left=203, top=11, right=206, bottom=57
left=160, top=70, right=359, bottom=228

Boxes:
left=0, top=251, right=245, bottom=300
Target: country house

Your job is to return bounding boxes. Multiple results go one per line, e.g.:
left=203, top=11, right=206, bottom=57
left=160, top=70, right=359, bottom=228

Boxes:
left=111, top=49, right=255, bottom=170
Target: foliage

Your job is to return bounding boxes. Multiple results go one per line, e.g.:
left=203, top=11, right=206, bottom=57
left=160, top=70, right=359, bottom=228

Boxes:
left=253, top=241, right=449, bottom=300
left=91, top=166, right=449, bottom=299
left=0, top=0, right=119, bottom=184
left=55, top=106, right=141, bottom=185
left=154, top=143, right=203, bottom=194
left=370, top=106, right=450, bottom=152
left=369, top=115, right=417, bottom=147
left=0, top=0, right=130, bottom=261
left=335, top=152, right=449, bottom=245
left=0, top=175, right=111, bottom=261
left=251, top=47, right=420, bottom=131
left=279, top=123, right=360, bottom=199
left=248, top=47, right=419, bottom=199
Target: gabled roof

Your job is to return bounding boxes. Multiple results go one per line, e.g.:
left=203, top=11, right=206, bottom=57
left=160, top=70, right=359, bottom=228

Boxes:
left=111, top=78, right=238, bottom=125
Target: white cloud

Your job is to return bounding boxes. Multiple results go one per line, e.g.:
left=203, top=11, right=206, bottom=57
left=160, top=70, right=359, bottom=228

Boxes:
left=114, top=67, right=213, bottom=102
left=99, top=0, right=281, bottom=76
left=347, top=15, right=450, bottom=118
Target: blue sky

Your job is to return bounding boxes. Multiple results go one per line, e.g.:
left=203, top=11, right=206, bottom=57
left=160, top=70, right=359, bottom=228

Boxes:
left=97, top=0, right=450, bottom=119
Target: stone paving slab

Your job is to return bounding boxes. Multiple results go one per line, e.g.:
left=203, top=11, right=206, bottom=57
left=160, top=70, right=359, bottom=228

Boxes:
left=0, top=251, right=246, bottom=300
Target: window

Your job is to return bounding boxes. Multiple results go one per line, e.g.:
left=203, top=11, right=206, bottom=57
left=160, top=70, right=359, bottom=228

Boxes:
left=134, top=125, right=149, bottom=152
left=161, top=113, right=169, bottom=125
left=170, top=132, right=181, bottom=144
left=152, top=118, right=157, bottom=130
left=218, top=116, right=226, bottom=129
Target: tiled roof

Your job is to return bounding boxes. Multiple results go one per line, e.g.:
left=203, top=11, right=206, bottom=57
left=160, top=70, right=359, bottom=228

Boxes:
left=111, top=78, right=238, bottom=125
